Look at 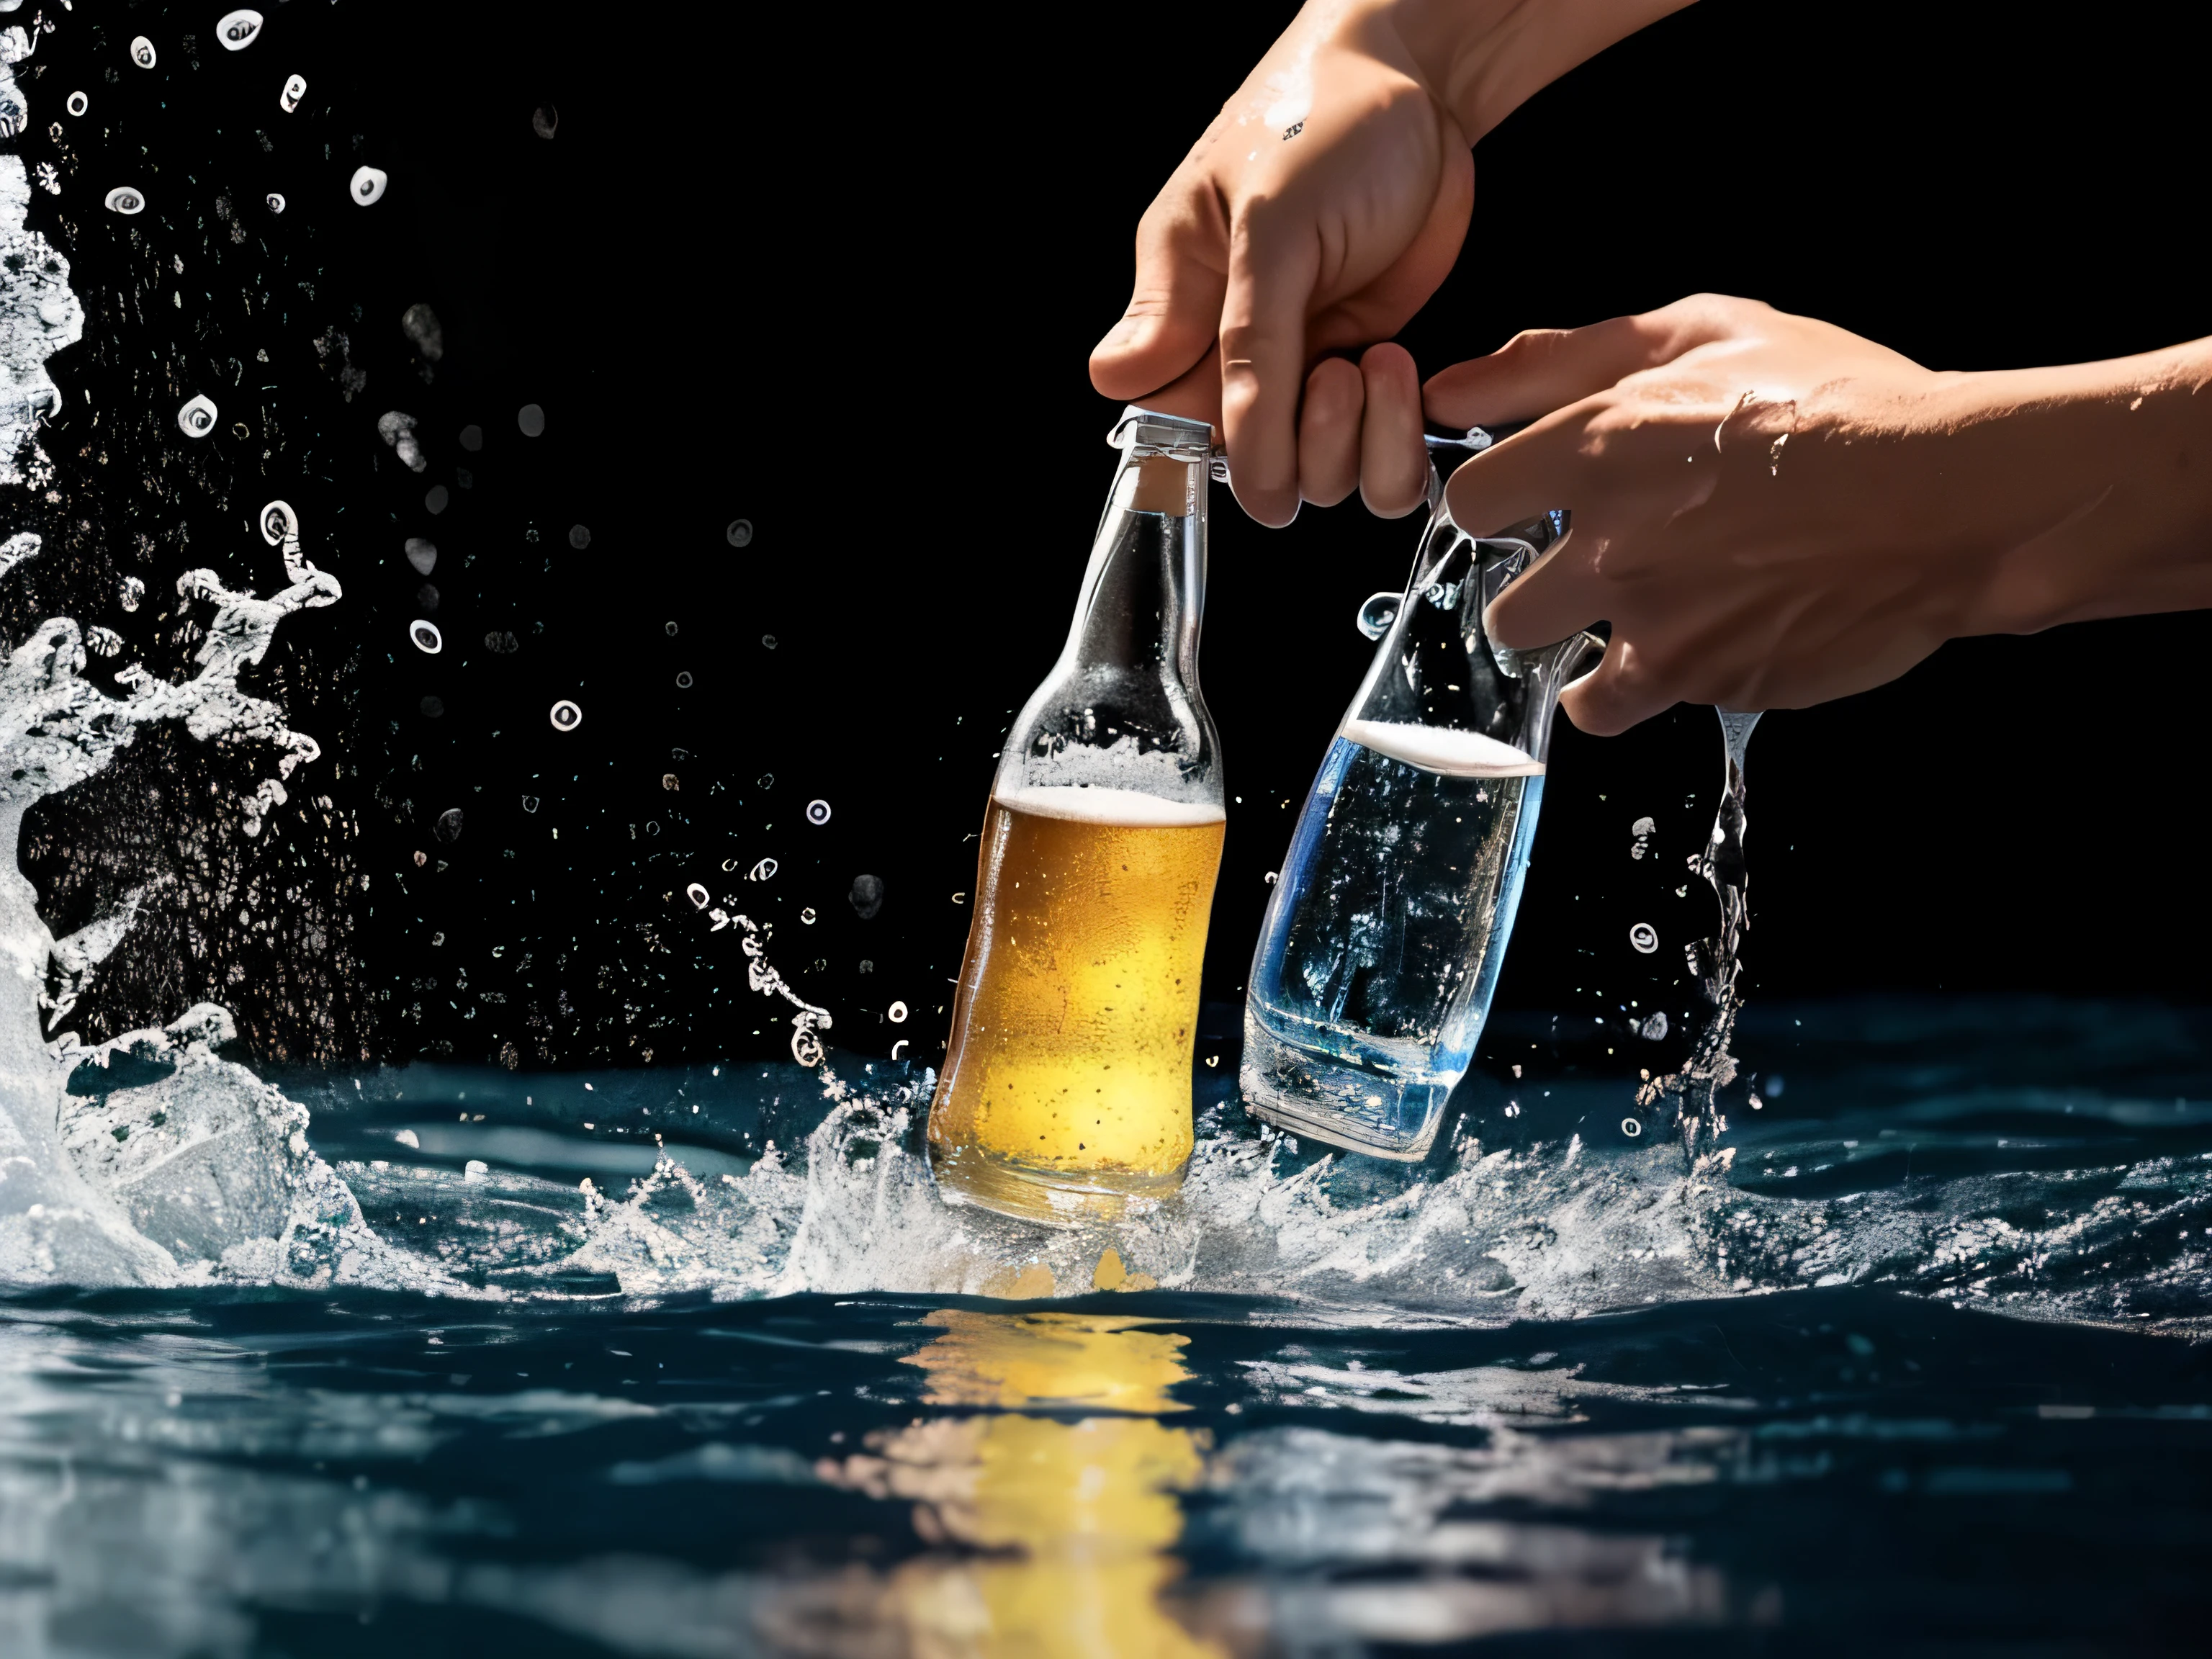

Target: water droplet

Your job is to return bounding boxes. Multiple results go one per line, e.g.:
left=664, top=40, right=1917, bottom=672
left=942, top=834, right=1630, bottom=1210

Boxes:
left=409, top=620, right=443, bottom=655
left=419, top=696, right=445, bottom=719
left=1639, top=1010, right=1669, bottom=1040
left=1621, top=1118, right=1643, bottom=1138
left=685, top=883, right=710, bottom=909
left=1355, top=591, right=1401, bottom=640
left=405, top=538, right=438, bottom=575
left=757, top=774, right=774, bottom=789
left=849, top=874, right=884, bottom=920
left=217, top=11, right=265, bottom=51
left=548, top=698, right=582, bottom=731
left=760, top=634, right=778, bottom=650
left=1264, top=871, right=1279, bottom=885
left=66, top=92, right=89, bottom=118
left=568, top=524, right=591, bottom=550
left=674, top=671, right=693, bottom=689
left=413, top=850, right=427, bottom=868
left=800, top=907, right=817, bottom=925
left=726, top=519, right=753, bottom=548
left=424, top=485, right=449, bottom=515
left=532, top=105, right=559, bottom=140
left=176, top=395, right=217, bottom=438
left=805, top=799, right=832, bottom=826
left=458, top=425, right=483, bottom=452
left=349, top=166, right=389, bottom=206
left=266, top=193, right=286, bottom=214
left=434, top=808, right=464, bottom=843
left=415, top=583, right=439, bottom=612
left=748, top=858, right=778, bottom=883
left=279, top=73, right=306, bottom=114
left=664, top=621, right=678, bottom=637
left=1629, top=922, right=1659, bottom=954
left=517, top=403, right=546, bottom=438
left=888, top=1002, right=909, bottom=1024
left=130, top=37, right=158, bottom=70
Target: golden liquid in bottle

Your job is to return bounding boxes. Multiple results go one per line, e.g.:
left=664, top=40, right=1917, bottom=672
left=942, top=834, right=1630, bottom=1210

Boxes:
left=929, top=785, right=1225, bottom=1223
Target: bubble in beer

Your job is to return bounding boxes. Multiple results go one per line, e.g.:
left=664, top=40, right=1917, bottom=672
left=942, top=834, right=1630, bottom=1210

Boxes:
left=1621, top=1118, right=1643, bottom=1138
left=805, top=799, right=832, bottom=826
left=849, top=874, right=884, bottom=920
left=888, top=1002, right=909, bottom=1024
left=1629, top=922, right=1659, bottom=954
left=548, top=698, right=582, bottom=731
left=727, top=519, right=753, bottom=547
left=435, top=808, right=464, bottom=843
left=685, top=883, right=710, bottom=909
left=517, top=403, right=546, bottom=437
left=408, top=620, right=442, bottom=654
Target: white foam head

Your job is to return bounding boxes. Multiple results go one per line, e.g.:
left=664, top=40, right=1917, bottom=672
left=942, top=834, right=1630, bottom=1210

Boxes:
left=1342, top=719, right=1543, bottom=778
left=994, top=784, right=1225, bottom=827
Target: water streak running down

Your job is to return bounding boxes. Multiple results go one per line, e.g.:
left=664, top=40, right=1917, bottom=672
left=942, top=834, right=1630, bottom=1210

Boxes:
left=1641, top=709, right=1760, bottom=1156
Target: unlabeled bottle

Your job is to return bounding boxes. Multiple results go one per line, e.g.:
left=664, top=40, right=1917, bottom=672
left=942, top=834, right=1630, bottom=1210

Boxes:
left=929, top=408, right=1226, bottom=1223
left=1241, top=480, right=1599, bottom=1161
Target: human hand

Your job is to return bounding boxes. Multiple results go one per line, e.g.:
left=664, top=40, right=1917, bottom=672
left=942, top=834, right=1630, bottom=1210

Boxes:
left=1089, top=3, right=1466, bottom=524
left=1427, top=294, right=2188, bottom=734
left=1089, top=0, right=1698, bottom=527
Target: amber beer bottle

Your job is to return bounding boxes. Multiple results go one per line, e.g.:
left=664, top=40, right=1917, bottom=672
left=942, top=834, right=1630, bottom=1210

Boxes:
left=928, top=408, right=1225, bottom=1224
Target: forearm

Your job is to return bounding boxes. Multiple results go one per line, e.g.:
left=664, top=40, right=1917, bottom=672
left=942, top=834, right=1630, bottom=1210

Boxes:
left=1377, top=0, right=1701, bottom=141
left=1947, top=341, right=2212, bottom=637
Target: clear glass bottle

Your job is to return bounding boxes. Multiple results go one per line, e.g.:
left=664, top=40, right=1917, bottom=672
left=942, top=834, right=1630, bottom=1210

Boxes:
left=928, top=408, right=1226, bottom=1224
left=1241, top=477, right=1599, bottom=1161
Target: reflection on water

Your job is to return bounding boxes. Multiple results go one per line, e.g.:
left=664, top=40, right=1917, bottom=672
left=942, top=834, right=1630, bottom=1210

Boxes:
left=819, top=1307, right=1220, bottom=1656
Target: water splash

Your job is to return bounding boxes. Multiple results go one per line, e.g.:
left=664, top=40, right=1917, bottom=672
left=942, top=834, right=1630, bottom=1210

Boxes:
left=1640, top=709, right=1760, bottom=1155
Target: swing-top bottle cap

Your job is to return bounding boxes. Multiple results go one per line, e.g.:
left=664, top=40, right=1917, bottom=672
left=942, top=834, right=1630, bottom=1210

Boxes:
left=1108, top=405, right=1219, bottom=463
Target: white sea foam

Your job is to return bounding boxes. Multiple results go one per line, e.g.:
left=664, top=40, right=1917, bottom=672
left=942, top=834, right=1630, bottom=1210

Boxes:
left=994, top=783, right=1226, bottom=827
left=1342, top=719, right=1543, bottom=778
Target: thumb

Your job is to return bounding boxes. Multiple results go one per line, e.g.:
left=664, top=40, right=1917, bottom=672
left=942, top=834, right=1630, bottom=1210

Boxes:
left=1092, top=182, right=1229, bottom=403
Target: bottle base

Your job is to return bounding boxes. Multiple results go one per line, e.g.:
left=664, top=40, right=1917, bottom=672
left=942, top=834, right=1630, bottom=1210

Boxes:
left=927, top=1141, right=1187, bottom=1228
left=1239, top=1015, right=1455, bottom=1162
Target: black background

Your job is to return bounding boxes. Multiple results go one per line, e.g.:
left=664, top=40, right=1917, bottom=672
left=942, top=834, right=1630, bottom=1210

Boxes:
left=14, top=1, right=2212, bottom=1073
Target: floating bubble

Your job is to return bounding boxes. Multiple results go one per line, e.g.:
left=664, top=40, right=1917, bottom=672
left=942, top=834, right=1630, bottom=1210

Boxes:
left=279, top=72, right=306, bottom=114
left=1639, top=1010, right=1669, bottom=1040
left=805, top=799, right=832, bottom=826
left=401, top=303, right=444, bottom=362
left=420, top=696, right=445, bottom=719
left=664, top=621, right=678, bottom=636
left=415, top=583, right=439, bottom=611
left=747, top=858, right=778, bottom=883
left=350, top=166, right=388, bottom=206
left=425, top=485, right=449, bottom=515
left=675, top=671, right=693, bottom=689
left=800, top=908, right=817, bottom=925
left=458, top=424, right=483, bottom=452
left=258, top=499, right=297, bottom=546
left=726, top=519, right=754, bottom=548
left=66, top=91, right=88, bottom=118
left=548, top=699, right=582, bottom=731
left=434, top=808, right=464, bottom=843
left=568, top=524, right=590, bottom=550
left=409, top=620, right=443, bottom=655
left=888, top=1002, right=909, bottom=1024
left=1629, top=922, right=1659, bottom=954
left=532, top=105, right=558, bottom=140
left=104, top=186, right=145, bottom=215
left=1621, top=1118, right=1643, bottom=1138
left=130, top=36, right=157, bottom=70
left=517, top=403, right=545, bottom=438
left=405, top=537, right=437, bottom=575
left=217, top=10, right=264, bottom=50
left=760, top=635, right=778, bottom=650
left=377, top=410, right=427, bottom=472
left=848, top=874, right=884, bottom=920
left=176, top=395, right=217, bottom=438
left=1355, top=591, right=1401, bottom=641
left=266, top=192, right=286, bottom=215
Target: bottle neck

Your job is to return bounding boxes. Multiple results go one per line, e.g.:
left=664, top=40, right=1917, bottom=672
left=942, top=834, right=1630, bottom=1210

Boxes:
left=1066, top=451, right=1207, bottom=684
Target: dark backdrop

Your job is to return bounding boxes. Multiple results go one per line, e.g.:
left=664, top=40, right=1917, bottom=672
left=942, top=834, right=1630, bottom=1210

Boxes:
left=17, top=1, right=2212, bottom=1071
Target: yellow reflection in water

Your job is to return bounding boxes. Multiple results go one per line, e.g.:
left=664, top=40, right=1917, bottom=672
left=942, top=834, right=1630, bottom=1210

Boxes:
left=821, top=1308, right=1223, bottom=1658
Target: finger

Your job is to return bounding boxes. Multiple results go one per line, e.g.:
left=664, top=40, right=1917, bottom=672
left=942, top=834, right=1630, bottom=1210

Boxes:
left=1424, top=311, right=1681, bottom=428
left=1482, top=528, right=1606, bottom=652
left=1357, top=343, right=1426, bottom=518
left=1558, top=636, right=1675, bottom=737
left=1440, top=417, right=1580, bottom=549
left=1129, top=343, right=1223, bottom=438
left=1297, top=357, right=1364, bottom=508
left=1220, top=211, right=1320, bottom=527
left=1091, top=183, right=1229, bottom=404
